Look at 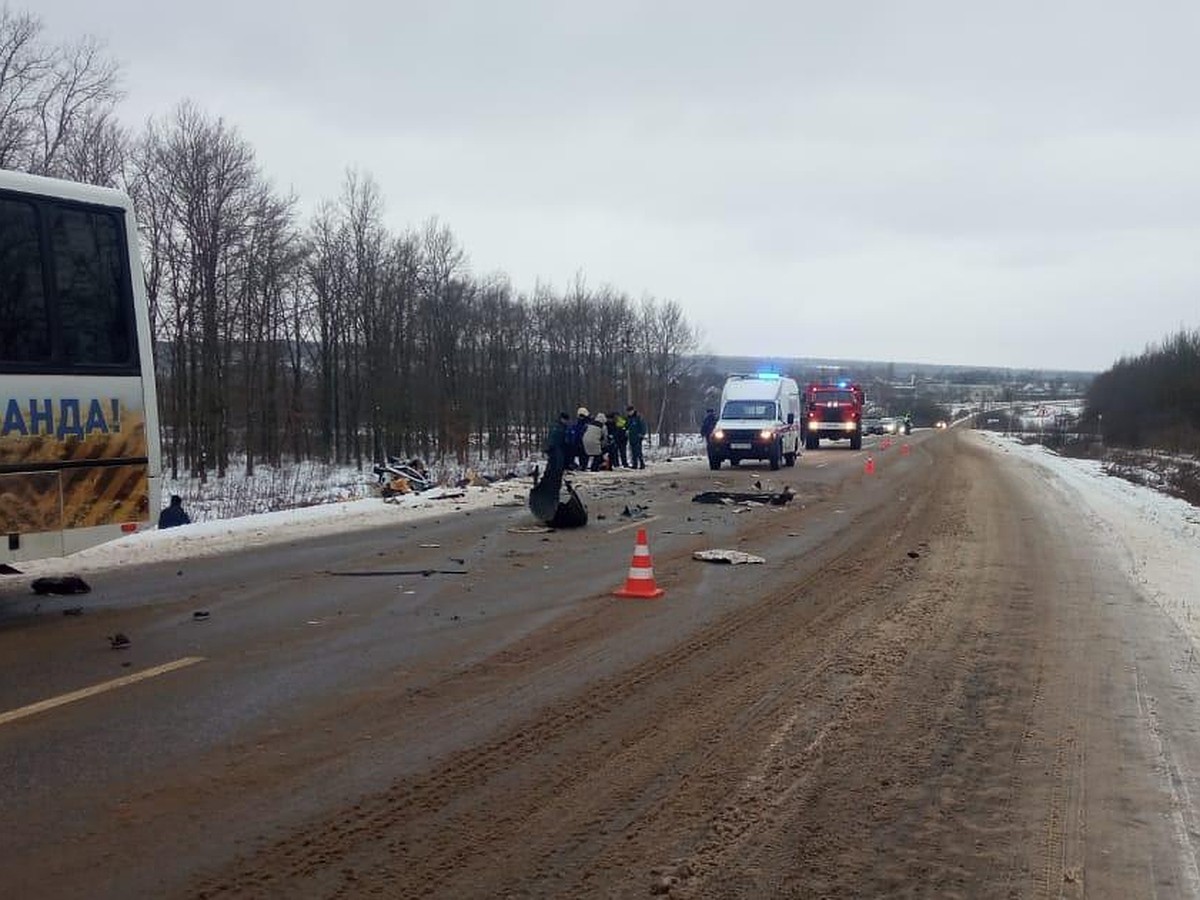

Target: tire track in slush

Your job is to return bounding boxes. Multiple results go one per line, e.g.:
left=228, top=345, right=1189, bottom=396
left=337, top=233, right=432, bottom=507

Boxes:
left=668, top=446, right=988, bottom=898
left=1133, top=663, right=1200, bottom=897
left=192, top=460, right=946, bottom=898
left=355, top=450, right=951, bottom=898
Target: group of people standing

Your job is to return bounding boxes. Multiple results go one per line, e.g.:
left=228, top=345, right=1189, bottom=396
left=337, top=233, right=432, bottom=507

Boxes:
left=544, top=406, right=647, bottom=473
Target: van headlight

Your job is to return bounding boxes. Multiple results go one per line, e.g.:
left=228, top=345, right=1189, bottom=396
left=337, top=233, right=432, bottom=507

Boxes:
left=759, top=429, right=773, bottom=440
left=713, top=428, right=724, bottom=440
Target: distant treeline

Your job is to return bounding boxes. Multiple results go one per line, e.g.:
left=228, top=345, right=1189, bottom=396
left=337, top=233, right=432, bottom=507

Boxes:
left=1086, top=328, right=1200, bottom=453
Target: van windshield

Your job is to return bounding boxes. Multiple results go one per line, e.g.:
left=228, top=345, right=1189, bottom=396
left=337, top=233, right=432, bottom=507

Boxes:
left=722, top=400, right=778, bottom=420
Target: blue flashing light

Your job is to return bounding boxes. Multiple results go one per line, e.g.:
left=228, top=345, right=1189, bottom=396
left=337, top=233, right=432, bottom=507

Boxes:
left=756, top=371, right=781, bottom=380
left=838, top=380, right=848, bottom=388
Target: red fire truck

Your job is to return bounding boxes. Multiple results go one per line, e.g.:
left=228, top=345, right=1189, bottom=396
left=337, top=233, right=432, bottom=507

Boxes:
left=803, top=381, right=865, bottom=450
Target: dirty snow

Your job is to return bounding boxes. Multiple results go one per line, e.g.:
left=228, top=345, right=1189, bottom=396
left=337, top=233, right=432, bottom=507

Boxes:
left=7, top=449, right=708, bottom=578
left=976, top=431, right=1200, bottom=649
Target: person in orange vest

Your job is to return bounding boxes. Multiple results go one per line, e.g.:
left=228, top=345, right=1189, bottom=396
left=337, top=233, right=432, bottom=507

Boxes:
left=608, top=411, right=628, bottom=468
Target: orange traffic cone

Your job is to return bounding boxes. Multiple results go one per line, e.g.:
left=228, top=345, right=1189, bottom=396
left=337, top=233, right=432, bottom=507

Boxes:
left=614, top=528, right=665, bottom=599
left=864, top=456, right=876, bottom=475
left=901, top=443, right=911, bottom=456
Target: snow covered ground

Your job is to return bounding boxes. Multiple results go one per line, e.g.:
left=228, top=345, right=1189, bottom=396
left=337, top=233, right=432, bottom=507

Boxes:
left=8, top=432, right=1199, bottom=656
left=975, top=431, right=1200, bottom=650
left=8, top=445, right=708, bottom=578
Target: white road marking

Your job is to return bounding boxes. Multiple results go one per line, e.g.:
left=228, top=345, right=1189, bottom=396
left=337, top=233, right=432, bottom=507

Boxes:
left=0, top=656, right=205, bottom=727
left=606, top=515, right=662, bottom=534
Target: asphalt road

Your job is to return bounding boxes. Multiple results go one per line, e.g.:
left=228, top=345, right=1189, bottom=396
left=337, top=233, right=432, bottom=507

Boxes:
left=2, top=429, right=1199, bottom=899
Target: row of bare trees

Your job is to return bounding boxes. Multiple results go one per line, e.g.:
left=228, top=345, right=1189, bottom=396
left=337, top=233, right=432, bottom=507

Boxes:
left=2, top=7, right=704, bottom=477
left=130, top=106, right=702, bottom=478
left=1086, top=328, right=1200, bottom=453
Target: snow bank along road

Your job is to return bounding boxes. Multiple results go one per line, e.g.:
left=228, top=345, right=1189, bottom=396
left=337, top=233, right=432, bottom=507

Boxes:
left=2, top=429, right=1200, bottom=898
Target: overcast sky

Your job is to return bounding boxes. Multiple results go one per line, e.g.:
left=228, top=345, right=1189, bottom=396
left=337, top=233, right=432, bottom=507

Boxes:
left=39, top=0, right=1200, bottom=371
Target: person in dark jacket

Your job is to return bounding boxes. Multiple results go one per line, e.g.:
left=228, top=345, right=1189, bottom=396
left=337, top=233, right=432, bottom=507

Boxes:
left=611, top=410, right=629, bottom=468
left=701, top=408, right=718, bottom=441
left=569, top=407, right=591, bottom=470
left=625, top=406, right=647, bottom=469
left=543, top=412, right=571, bottom=473
left=158, top=495, right=191, bottom=529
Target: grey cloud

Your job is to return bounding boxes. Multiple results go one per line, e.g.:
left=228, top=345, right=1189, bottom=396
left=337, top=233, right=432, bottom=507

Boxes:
left=37, top=0, right=1200, bottom=370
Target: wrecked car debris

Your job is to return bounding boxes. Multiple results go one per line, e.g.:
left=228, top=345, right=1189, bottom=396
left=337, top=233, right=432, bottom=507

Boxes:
left=693, top=549, right=767, bottom=565
left=31, top=575, right=91, bottom=595
left=328, top=569, right=468, bottom=577
left=528, top=461, right=588, bottom=528
left=691, top=487, right=795, bottom=506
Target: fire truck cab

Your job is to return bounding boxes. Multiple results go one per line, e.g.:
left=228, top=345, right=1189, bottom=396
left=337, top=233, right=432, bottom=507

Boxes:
left=803, top=381, right=865, bottom=450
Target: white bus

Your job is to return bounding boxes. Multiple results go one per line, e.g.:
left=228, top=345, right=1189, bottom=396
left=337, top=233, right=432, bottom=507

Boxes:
left=0, top=169, right=161, bottom=569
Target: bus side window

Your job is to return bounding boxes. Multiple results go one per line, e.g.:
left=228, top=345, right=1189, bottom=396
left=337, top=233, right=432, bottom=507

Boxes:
left=49, top=205, right=134, bottom=367
left=0, top=198, right=51, bottom=363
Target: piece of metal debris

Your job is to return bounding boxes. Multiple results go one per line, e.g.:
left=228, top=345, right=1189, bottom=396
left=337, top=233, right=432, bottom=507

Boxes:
left=31, top=575, right=91, bottom=595
left=692, top=549, right=766, bottom=565
left=692, top=488, right=795, bottom=506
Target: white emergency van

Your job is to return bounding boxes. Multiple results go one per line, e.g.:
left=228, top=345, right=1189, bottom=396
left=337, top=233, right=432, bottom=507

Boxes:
left=706, top=373, right=802, bottom=470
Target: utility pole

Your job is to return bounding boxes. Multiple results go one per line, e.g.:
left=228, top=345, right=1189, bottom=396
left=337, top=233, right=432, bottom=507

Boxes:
left=623, top=330, right=633, bottom=409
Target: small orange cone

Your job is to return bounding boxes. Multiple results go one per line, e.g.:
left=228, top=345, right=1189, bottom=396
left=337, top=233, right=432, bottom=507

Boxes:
left=865, top=456, right=876, bottom=475
left=881, top=437, right=892, bottom=451
left=901, top=443, right=911, bottom=456
left=614, top=528, right=665, bottom=599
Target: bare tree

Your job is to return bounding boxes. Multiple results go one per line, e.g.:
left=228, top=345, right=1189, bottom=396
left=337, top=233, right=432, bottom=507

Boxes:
left=0, top=6, right=123, bottom=180
left=131, top=101, right=277, bottom=480
left=639, top=298, right=702, bottom=443
left=55, top=108, right=128, bottom=186
left=0, top=6, right=45, bottom=168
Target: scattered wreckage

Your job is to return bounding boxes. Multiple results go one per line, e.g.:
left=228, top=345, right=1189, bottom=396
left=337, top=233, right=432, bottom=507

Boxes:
left=692, top=549, right=766, bottom=565
left=374, top=457, right=435, bottom=496
left=527, top=459, right=588, bottom=528
left=691, top=486, right=795, bottom=506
